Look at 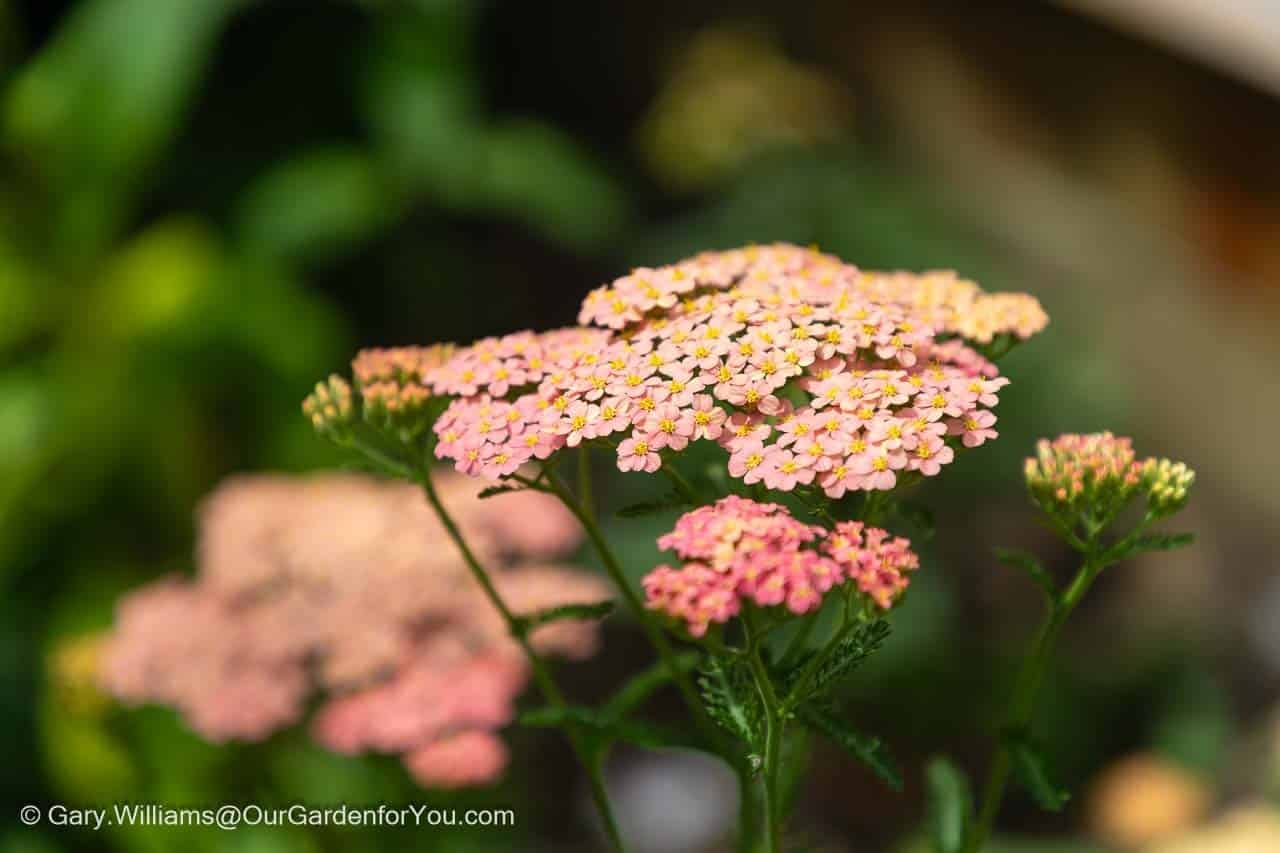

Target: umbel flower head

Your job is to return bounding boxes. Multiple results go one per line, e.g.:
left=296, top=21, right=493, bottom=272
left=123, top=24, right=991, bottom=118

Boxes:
left=307, top=345, right=455, bottom=441
left=1024, top=432, right=1195, bottom=523
left=642, top=496, right=919, bottom=637
left=99, top=472, right=609, bottom=789
left=427, top=244, right=1046, bottom=493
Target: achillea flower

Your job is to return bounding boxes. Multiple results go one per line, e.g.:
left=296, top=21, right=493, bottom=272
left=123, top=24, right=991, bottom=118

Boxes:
left=352, top=345, right=455, bottom=387
left=428, top=244, right=1041, bottom=495
left=1024, top=432, right=1194, bottom=523
left=642, top=496, right=918, bottom=636
left=351, top=345, right=454, bottom=433
left=302, top=375, right=354, bottom=436
left=100, top=472, right=610, bottom=787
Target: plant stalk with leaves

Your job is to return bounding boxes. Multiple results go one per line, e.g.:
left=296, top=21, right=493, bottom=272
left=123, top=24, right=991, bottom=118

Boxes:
left=926, top=434, right=1196, bottom=853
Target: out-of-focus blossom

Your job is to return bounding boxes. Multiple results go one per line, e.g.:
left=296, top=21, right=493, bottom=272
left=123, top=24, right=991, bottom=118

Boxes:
left=1024, top=432, right=1195, bottom=521
left=430, top=244, right=1044, bottom=495
left=636, top=27, right=851, bottom=192
left=404, top=731, right=510, bottom=790
left=642, top=496, right=918, bottom=636
left=1144, top=457, right=1196, bottom=517
left=100, top=472, right=610, bottom=788
left=1143, top=804, right=1280, bottom=853
left=1087, top=753, right=1211, bottom=848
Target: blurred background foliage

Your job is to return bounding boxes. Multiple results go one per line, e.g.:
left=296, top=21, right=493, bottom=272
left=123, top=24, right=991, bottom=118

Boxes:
left=2, top=1, right=1278, bottom=851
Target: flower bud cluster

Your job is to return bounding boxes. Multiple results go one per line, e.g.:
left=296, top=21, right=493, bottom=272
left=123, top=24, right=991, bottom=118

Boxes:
left=642, top=496, right=918, bottom=636
left=1024, top=432, right=1194, bottom=524
left=352, top=345, right=453, bottom=435
left=302, top=375, right=354, bottom=436
left=1143, top=458, right=1195, bottom=517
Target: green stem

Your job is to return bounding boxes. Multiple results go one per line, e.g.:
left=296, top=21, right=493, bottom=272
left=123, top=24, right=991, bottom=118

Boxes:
left=782, top=615, right=857, bottom=711
left=414, top=463, right=625, bottom=852
left=778, top=610, right=820, bottom=669
left=744, top=614, right=786, bottom=853
left=579, top=446, right=596, bottom=525
left=541, top=467, right=710, bottom=732
left=964, top=552, right=1103, bottom=853
left=541, top=464, right=763, bottom=848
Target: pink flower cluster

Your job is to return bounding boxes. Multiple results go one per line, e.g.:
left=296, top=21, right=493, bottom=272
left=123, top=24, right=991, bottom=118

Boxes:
left=428, top=244, right=1031, bottom=492
left=1024, top=432, right=1146, bottom=508
left=641, top=497, right=919, bottom=636
left=99, top=472, right=610, bottom=789
left=857, top=270, right=1049, bottom=344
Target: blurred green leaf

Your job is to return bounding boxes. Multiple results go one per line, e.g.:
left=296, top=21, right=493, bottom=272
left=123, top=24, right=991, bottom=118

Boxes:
left=995, top=547, right=1055, bottom=600
left=797, top=705, right=901, bottom=790
left=483, top=121, right=627, bottom=249
left=3, top=0, right=242, bottom=257
left=518, top=705, right=695, bottom=752
left=89, top=218, right=219, bottom=342
left=236, top=148, right=390, bottom=264
left=1009, top=737, right=1071, bottom=812
left=925, top=756, right=972, bottom=853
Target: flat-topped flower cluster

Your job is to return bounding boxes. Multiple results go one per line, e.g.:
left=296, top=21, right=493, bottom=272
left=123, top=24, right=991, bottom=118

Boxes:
left=99, top=472, right=608, bottom=788
left=424, top=244, right=1045, bottom=492
left=642, top=496, right=919, bottom=636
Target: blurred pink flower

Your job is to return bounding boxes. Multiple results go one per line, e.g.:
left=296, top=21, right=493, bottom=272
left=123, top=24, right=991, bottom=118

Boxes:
left=404, top=731, right=509, bottom=789
left=100, top=471, right=610, bottom=787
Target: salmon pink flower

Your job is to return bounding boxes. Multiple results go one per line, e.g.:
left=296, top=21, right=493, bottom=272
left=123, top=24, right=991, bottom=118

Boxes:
left=643, top=498, right=920, bottom=635
left=617, top=437, right=662, bottom=473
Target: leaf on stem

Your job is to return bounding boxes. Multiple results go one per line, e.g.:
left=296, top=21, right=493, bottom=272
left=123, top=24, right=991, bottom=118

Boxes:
left=1102, top=531, right=1194, bottom=564
left=786, top=619, right=890, bottom=703
left=513, top=601, right=615, bottom=638
left=797, top=706, right=901, bottom=790
left=518, top=705, right=696, bottom=751
left=1129, top=531, right=1195, bottom=554
left=925, top=756, right=972, bottom=853
left=616, top=492, right=689, bottom=519
left=995, top=547, right=1055, bottom=599
left=697, top=655, right=764, bottom=754
left=476, top=484, right=524, bottom=500
left=1007, top=735, right=1071, bottom=812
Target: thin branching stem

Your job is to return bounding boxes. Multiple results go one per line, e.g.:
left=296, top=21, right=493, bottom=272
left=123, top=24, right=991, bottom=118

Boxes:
left=744, top=611, right=785, bottom=853
left=412, top=459, right=625, bottom=852
left=964, top=545, right=1105, bottom=853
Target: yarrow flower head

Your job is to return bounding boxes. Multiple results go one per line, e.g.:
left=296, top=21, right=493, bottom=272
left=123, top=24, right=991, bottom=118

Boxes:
left=99, top=472, right=609, bottom=788
left=302, top=375, right=355, bottom=437
left=642, top=496, right=919, bottom=637
left=1024, top=432, right=1195, bottom=524
left=426, top=244, right=1047, bottom=496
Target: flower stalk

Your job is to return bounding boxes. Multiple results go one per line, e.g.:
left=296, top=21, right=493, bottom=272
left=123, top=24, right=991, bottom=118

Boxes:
left=412, top=456, right=626, bottom=852
left=744, top=612, right=786, bottom=853
left=964, top=551, right=1100, bottom=853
